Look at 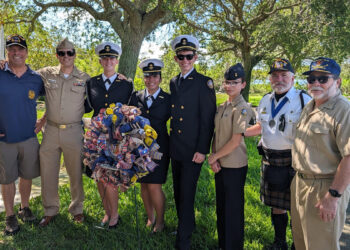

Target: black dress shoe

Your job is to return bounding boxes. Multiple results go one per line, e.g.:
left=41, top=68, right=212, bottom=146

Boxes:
left=108, top=216, right=121, bottom=229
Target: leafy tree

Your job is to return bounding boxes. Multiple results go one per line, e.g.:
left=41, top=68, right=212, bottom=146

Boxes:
left=27, top=0, right=178, bottom=79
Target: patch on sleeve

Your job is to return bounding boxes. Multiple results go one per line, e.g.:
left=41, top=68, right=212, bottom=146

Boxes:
left=207, top=79, right=214, bottom=89
left=241, top=109, right=247, bottom=116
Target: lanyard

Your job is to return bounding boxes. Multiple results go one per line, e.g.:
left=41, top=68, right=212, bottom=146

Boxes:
left=271, top=96, right=288, bottom=118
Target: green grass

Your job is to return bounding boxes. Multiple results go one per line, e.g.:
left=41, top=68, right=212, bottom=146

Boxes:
left=0, top=137, right=293, bottom=249
left=0, top=94, right=296, bottom=249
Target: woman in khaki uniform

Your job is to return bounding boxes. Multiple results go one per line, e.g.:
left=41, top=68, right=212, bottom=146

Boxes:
left=208, top=63, right=252, bottom=250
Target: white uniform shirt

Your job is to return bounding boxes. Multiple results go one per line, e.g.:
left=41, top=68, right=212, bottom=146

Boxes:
left=257, top=87, right=312, bottom=150
left=102, top=73, right=118, bottom=90
left=145, top=88, right=160, bottom=108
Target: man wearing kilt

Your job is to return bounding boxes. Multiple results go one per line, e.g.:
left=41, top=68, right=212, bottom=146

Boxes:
left=245, top=58, right=311, bottom=249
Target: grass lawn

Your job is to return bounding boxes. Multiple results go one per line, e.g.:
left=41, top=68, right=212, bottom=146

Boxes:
left=0, top=93, right=296, bottom=249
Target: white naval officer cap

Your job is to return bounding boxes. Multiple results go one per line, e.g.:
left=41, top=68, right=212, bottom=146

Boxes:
left=139, top=59, right=164, bottom=76
left=171, top=35, right=199, bottom=52
left=95, top=42, right=122, bottom=58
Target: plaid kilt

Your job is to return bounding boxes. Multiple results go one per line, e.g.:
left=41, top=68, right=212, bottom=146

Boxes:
left=260, top=148, right=295, bottom=210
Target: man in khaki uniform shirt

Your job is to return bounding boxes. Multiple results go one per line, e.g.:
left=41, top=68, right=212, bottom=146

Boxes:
left=37, top=38, right=90, bottom=226
left=291, top=57, right=350, bottom=250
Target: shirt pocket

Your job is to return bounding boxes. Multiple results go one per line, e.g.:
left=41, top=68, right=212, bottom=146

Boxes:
left=70, top=85, right=85, bottom=103
left=285, top=113, right=300, bottom=140
left=44, top=79, right=59, bottom=90
left=308, top=124, right=329, bottom=147
left=259, top=114, right=269, bottom=125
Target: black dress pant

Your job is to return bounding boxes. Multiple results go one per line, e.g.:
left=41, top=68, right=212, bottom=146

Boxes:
left=215, top=166, right=247, bottom=250
left=172, top=159, right=202, bottom=250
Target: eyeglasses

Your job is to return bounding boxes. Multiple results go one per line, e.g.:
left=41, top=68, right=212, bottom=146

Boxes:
left=306, top=75, right=333, bottom=84
left=176, top=54, right=195, bottom=61
left=57, top=50, right=75, bottom=57
left=222, top=80, right=241, bottom=86
left=279, top=114, right=285, bottom=132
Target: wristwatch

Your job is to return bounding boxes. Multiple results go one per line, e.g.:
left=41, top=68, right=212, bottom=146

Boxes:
left=329, top=188, right=342, bottom=198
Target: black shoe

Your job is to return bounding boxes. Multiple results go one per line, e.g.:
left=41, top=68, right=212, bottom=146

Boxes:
left=18, top=207, right=36, bottom=222
left=108, top=216, right=121, bottom=229
left=4, top=215, right=20, bottom=236
left=265, top=240, right=288, bottom=250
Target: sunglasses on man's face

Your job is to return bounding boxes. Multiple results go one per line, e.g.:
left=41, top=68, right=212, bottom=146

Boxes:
left=306, top=75, right=333, bottom=84
left=176, top=54, right=195, bottom=61
left=57, top=50, right=75, bottom=57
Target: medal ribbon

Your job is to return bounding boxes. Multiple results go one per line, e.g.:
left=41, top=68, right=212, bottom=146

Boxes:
left=271, top=97, right=288, bottom=118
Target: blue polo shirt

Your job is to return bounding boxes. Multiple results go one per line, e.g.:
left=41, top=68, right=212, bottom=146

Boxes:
left=0, top=64, right=44, bottom=143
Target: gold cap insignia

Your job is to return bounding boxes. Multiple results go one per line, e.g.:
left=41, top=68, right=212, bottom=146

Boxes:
left=149, top=63, right=154, bottom=70
left=181, top=38, right=187, bottom=45
left=312, top=60, right=327, bottom=70
left=105, top=45, right=111, bottom=52
left=28, top=90, right=35, bottom=100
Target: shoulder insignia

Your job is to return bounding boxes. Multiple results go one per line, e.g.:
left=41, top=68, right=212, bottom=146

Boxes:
left=207, top=79, right=214, bottom=89
left=241, top=109, right=247, bottom=116
left=97, top=77, right=101, bottom=80
left=262, top=107, right=267, bottom=114
left=159, top=95, right=164, bottom=99
left=188, top=77, right=193, bottom=80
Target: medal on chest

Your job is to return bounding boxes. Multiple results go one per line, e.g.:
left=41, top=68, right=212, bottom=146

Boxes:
left=269, top=119, right=276, bottom=128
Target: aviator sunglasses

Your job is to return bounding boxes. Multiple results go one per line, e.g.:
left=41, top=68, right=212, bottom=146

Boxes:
left=57, top=50, right=75, bottom=57
left=306, top=75, right=334, bottom=84
left=176, top=54, right=195, bottom=61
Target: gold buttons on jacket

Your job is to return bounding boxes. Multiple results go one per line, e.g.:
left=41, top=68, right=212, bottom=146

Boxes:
left=170, top=128, right=172, bottom=132
left=105, top=103, right=108, bottom=107
left=105, top=94, right=108, bottom=98
left=179, top=117, right=183, bottom=121
left=146, top=110, right=150, bottom=114
left=178, top=130, right=181, bottom=134
left=172, top=104, right=175, bottom=108
left=181, top=105, right=184, bottom=109
left=170, top=116, right=173, bottom=120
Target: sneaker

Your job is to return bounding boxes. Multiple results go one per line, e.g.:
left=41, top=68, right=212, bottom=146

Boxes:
left=4, top=215, right=20, bottom=235
left=18, top=207, right=36, bottom=222
left=265, top=240, right=288, bottom=250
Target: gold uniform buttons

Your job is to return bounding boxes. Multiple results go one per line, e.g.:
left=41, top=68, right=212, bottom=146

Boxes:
left=179, top=117, right=183, bottom=121
left=105, top=103, right=108, bottom=107
left=146, top=110, right=150, bottom=114
left=169, top=128, right=172, bottom=131
left=105, top=94, right=108, bottom=98
left=170, top=116, right=173, bottom=120
left=181, top=105, right=184, bottom=109
left=172, top=104, right=175, bottom=108
left=178, top=130, right=181, bottom=134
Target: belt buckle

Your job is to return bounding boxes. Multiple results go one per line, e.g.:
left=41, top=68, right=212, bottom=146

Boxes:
left=59, top=124, right=67, bottom=129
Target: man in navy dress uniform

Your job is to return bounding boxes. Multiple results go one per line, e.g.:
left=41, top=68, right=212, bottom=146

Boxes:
left=169, top=35, right=216, bottom=250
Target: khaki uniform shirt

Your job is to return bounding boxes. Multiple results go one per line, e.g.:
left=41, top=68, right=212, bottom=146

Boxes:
left=214, top=94, right=252, bottom=168
left=38, top=66, right=90, bottom=124
left=292, top=90, right=350, bottom=175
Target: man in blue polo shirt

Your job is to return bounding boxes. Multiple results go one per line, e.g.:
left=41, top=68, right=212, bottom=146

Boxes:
left=0, top=34, right=44, bottom=235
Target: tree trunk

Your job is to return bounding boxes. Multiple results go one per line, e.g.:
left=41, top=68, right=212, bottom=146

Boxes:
left=242, top=53, right=253, bottom=102
left=118, top=31, right=144, bottom=80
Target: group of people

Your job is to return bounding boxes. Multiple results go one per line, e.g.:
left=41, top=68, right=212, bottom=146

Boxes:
left=0, top=33, right=349, bottom=250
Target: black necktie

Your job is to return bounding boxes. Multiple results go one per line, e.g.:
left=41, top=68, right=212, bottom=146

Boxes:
left=177, top=77, right=184, bottom=88
left=146, top=95, right=155, bottom=108
left=105, top=79, right=112, bottom=89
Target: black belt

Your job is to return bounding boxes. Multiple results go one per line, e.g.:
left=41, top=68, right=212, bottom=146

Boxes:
left=262, top=147, right=291, bottom=159
left=47, top=120, right=80, bottom=129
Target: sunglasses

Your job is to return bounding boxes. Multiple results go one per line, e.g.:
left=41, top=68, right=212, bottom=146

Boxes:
left=222, top=80, right=242, bottom=86
left=306, top=75, right=333, bottom=84
left=176, top=54, right=195, bottom=61
left=57, top=50, right=75, bottom=57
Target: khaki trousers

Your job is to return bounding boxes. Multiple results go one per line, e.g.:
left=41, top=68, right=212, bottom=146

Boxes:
left=40, top=124, right=84, bottom=216
left=291, top=175, right=350, bottom=250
